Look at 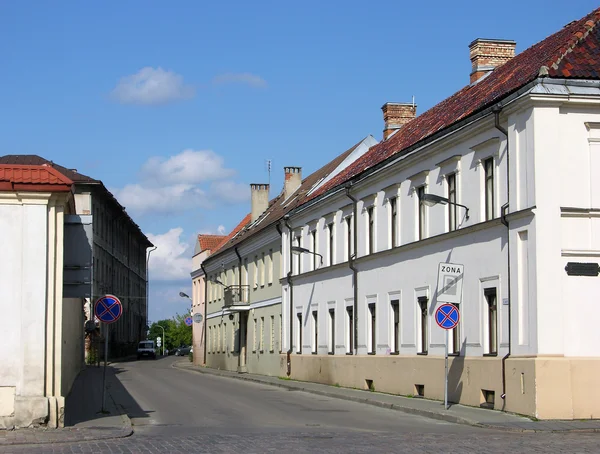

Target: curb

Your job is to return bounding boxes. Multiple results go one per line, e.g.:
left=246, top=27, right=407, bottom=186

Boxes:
left=173, top=361, right=600, bottom=434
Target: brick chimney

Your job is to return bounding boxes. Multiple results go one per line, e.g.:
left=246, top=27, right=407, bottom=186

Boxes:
left=284, top=167, right=302, bottom=200
left=382, top=102, right=417, bottom=140
left=250, top=184, right=270, bottom=222
left=469, top=39, right=516, bottom=84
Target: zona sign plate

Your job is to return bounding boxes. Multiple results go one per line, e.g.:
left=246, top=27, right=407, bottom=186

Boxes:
left=435, top=303, right=460, bottom=330
left=94, top=294, right=123, bottom=324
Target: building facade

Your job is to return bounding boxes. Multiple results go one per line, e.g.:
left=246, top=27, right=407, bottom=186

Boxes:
left=0, top=155, right=153, bottom=358
left=0, top=164, right=82, bottom=428
left=280, top=11, right=600, bottom=420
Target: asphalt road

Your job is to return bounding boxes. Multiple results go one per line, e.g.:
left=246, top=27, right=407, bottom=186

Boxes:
left=6, top=356, right=600, bottom=453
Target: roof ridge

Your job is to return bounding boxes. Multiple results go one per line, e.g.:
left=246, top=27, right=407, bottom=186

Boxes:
left=541, top=8, right=600, bottom=76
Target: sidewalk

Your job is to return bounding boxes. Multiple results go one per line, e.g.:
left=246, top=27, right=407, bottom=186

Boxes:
left=0, top=364, right=132, bottom=447
left=175, top=361, right=600, bottom=433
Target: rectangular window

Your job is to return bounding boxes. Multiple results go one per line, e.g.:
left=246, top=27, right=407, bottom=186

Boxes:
left=346, top=216, right=353, bottom=261
left=208, top=326, right=211, bottom=353
left=294, top=236, right=301, bottom=274
left=253, top=256, right=258, bottom=289
left=418, top=296, right=428, bottom=354
left=260, top=252, right=265, bottom=286
left=391, top=300, right=400, bottom=354
left=447, top=173, right=457, bottom=231
left=253, top=318, right=257, bottom=352
left=243, top=259, right=248, bottom=286
left=451, top=304, right=461, bottom=355
left=270, top=315, right=275, bottom=352
left=296, top=313, right=303, bottom=354
left=232, top=321, right=236, bottom=353
left=268, top=249, right=273, bottom=284
left=279, top=314, right=282, bottom=353
left=367, top=206, right=375, bottom=254
left=484, top=158, right=494, bottom=220
left=485, top=288, right=498, bottom=355
left=312, top=310, right=318, bottom=354
left=311, top=230, right=317, bottom=270
left=329, top=308, right=335, bottom=355
left=224, top=323, right=227, bottom=351
left=417, top=186, right=426, bottom=240
left=260, top=317, right=264, bottom=352
left=346, top=305, right=354, bottom=354
left=390, top=197, right=398, bottom=248
left=368, top=303, right=376, bottom=354
left=218, top=323, right=222, bottom=352
left=328, top=223, right=335, bottom=266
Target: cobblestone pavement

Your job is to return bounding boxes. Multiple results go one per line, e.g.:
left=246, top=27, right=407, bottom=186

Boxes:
left=2, top=431, right=600, bottom=453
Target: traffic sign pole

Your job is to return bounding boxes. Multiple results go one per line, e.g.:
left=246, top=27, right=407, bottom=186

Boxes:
left=102, top=324, right=109, bottom=413
left=445, top=329, right=449, bottom=410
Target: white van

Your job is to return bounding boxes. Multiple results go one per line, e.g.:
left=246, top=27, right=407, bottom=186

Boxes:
left=137, top=340, right=156, bottom=360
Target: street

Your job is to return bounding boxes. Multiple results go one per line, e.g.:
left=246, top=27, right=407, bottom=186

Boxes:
left=4, top=357, right=600, bottom=453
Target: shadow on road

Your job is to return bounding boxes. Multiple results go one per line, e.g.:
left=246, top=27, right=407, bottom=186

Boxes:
left=64, top=364, right=152, bottom=427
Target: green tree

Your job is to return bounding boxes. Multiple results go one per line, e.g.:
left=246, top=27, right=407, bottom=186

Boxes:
left=170, top=313, right=193, bottom=348
left=149, top=319, right=177, bottom=352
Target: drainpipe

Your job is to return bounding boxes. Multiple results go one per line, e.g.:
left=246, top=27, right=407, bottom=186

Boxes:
left=234, top=247, right=242, bottom=369
left=200, top=264, right=208, bottom=366
left=345, top=184, right=359, bottom=356
left=283, top=216, right=294, bottom=376
left=493, top=104, right=512, bottom=407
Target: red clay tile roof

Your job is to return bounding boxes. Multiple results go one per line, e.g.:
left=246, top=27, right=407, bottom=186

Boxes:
left=0, top=155, right=98, bottom=183
left=212, top=213, right=252, bottom=254
left=309, top=7, right=600, bottom=201
left=208, top=138, right=367, bottom=258
left=0, top=164, right=73, bottom=192
left=198, top=234, right=227, bottom=253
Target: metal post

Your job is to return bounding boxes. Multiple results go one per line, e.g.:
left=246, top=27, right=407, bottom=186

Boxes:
left=444, top=328, right=449, bottom=410
left=101, top=324, right=109, bottom=413
left=158, top=324, right=165, bottom=356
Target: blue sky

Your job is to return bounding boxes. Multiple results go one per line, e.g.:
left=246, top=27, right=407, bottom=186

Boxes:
left=0, top=1, right=596, bottom=321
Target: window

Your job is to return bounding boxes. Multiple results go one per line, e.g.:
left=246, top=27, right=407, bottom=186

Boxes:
left=484, top=157, right=494, bottom=220
left=243, top=259, right=248, bottom=286
left=260, top=317, right=264, bottom=352
left=260, top=252, right=265, bottom=286
left=253, top=318, right=257, bottom=352
left=447, top=173, right=457, bottom=231
left=208, top=326, right=211, bottom=353
left=390, top=197, right=398, bottom=248
left=294, top=236, right=301, bottom=274
left=345, top=216, right=353, bottom=261
left=279, top=314, right=282, bottom=353
left=267, top=249, right=273, bottom=284
left=368, top=303, right=376, bottom=354
left=218, top=323, right=222, bottom=352
left=253, top=256, right=258, bottom=289
left=418, top=296, right=428, bottom=354
left=312, top=310, right=318, bottom=354
left=270, top=315, right=275, bottom=352
left=311, top=230, right=317, bottom=270
left=328, top=223, right=335, bottom=266
left=232, top=320, right=237, bottom=353
left=451, top=304, right=461, bottom=355
left=329, top=308, right=335, bottom=354
left=367, top=206, right=375, bottom=254
left=485, top=288, right=498, bottom=355
left=417, top=186, right=426, bottom=240
left=391, top=300, right=400, bottom=354
left=296, top=313, right=302, bottom=354
left=223, top=323, right=227, bottom=351
left=346, top=305, right=354, bottom=354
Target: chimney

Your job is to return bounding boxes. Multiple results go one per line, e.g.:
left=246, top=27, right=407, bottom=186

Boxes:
left=382, top=102, right=417, bottom=140
left=469, top=39, right=516, bottom=84
left=284, top=167, right=302, bottom=200
left=250, top=184, right=270, bottom=223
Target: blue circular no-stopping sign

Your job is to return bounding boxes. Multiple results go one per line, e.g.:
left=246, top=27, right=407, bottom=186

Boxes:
left=94, top=295, right=123, bottom=324
left=435, top=303, right=460, bottom=330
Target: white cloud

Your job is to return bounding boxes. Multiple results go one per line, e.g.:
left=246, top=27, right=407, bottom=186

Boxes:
left=217, top=225, right=226, bottom=235
left=212, top=72, right=267, bottom=88
left=111, top=67, right=195, bottom=105
left=147, top=228, right=192, bottom=281
left=112, top=183, right=210, bottom=215
left=141, top=149, right=236, bottom=186
left=209, top=180, right=250, bottom=204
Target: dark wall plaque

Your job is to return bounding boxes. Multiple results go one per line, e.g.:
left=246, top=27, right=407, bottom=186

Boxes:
left=565, top=262, right=600, bottom=277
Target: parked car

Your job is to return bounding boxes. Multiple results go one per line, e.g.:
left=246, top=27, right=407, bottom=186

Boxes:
left=137, top=340, right=156, bottom=360
left=174, top=345, right=191, bottom=356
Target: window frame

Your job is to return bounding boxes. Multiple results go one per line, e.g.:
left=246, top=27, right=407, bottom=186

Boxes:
left=417, top=186, right=426, bottom=240
left=447, top=173, right=457, bottom=231
left=484, top=157, right=495, bottom=221
left=418, top=296, right=428, bottom=355
left=391, top=299, right=400, bottom=354
left=368, top=303, right=376, bottom=355
left=312, top=310, right=318, bottom=354
left=367, top=206, right=375, bottom=254
left=485, top=288, right=498, bottom=355
left=329, top=308, right=335, bottom=355
left=390, top=197, right=398, bottom=248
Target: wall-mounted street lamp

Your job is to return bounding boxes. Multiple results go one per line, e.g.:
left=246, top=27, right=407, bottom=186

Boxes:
left=291, top=246, right=323, bottom=266
left=420, top=193, right=470, bottom=220
left=179, top=292, right=193, bottom=315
